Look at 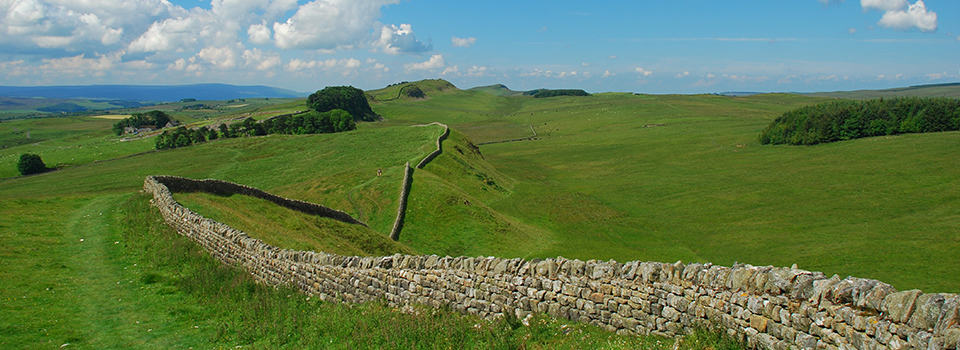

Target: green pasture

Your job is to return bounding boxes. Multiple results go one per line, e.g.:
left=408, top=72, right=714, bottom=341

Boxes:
left=373, top=89, right=960, bottom=292
left=0, top=120, right=741, bottom=348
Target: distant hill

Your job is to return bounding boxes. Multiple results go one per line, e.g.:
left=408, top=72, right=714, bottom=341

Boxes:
left=467, top=84, right=523, bottom=97
left=367, top=79, right=459, bottom=101
left=806, top=82, right=960, bottom=99
left=0, top=84, right=304, bottom=102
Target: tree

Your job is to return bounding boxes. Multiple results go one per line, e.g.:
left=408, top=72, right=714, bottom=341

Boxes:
left=17, top=153, right=48, bottom=175
left=307, top=86, right=379, bottom=121
left=218, top=123, right=230, bottom=138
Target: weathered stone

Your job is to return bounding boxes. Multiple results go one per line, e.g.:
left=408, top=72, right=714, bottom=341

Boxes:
left=857, top=282, right=896, bottom=312
left=909, top=293, right=947, bottom=331
left=883, top=289, right=923, bottom=324
left=796, top=332, right=817, bottom=349
left=750, top=315, right=770, bottom=332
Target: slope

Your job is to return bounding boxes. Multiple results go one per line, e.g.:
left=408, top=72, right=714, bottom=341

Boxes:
left=806, top=82, right=960, bottom=99
left=373, top=91, right=960, bottom=292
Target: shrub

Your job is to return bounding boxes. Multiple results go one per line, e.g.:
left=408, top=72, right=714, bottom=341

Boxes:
left=760, top=97, right=960, bottom=145
left=17, top=153, right=48, bottom=175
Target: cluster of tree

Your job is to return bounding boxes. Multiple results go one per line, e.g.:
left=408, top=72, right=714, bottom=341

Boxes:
left=17, top=153, right=49, bottom=175
left=307, top=86, right=379, bottom=121
left=112, top=110, right=174, bottom=135
left=759, top=97, right=960, bottom=145
left=524, top=89, right=590, bottom=98
left=155, top=109, right=356, bottom=150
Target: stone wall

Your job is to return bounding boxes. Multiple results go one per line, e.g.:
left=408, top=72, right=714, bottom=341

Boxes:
left=144, top=175, right=960, bottom=349
left=389, top=163, right=413, bottom=241
left=415, top=123, right=450, bottom=169
left=151, top=175, right=364, bottom=225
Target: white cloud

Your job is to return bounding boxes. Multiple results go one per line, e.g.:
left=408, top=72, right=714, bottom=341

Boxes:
left=0, top=0, right=182, bottom=51
left=465, top=65, right=487, bottom=77
left=926, top=72, right=945, bottom=80
left=635, top=67, right=653, bottom=77
left=242, top=48, right=280, bottom=71
left=39, top=52, right=119, bottom=76
left=405, top=54, right=444, bottom=71
left=196, top=45, right=238, bottom=69
left=861, top=0, right=907, bottom=11
left=247, top=22, right=272, bottom=45
left=284, top=57, right=362, bottom=72
left=675, top=71, right=690, bottom=78
left=451, top=36, right=476, bottom=47
left=273, top=0, right=399, bottom=50
left=441, top=65, right=458, bottom=76
left=877, top=0, right=937, bottom=31
left=374, top=23, right=431, bottom=54
left=848, top=27, right=857, bottom=34
left=602, top=70, right=613, bottom=78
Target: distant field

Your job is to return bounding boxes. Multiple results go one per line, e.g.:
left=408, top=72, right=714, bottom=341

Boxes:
left=807, top=82, right=960, bottom=99
left=90, top=114, right=132, bottom=119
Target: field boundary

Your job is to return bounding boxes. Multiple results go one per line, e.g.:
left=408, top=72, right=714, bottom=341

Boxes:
left=476, top=124, right=539, bottom=146
left=144, top=174, right=960, bottom=350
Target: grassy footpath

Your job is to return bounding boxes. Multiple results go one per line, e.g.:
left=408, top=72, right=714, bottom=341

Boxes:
left=0, top=190, right=741, bottom=348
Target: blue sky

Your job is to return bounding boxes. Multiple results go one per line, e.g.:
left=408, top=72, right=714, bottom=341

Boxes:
left=1, top=0, right=957, bottom=93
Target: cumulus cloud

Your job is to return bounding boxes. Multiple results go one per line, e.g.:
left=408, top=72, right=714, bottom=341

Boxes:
left=860, top=0, right=937, bottom=32
left=273, top=0, right=399, bottom=50
left=451, top=36, right=476, bottom=47
left=635, top=67, right=653, bottom=77
left=441, top=65, right=458, bottom=76
left=284, top=57, right=361, bottom=72
left=675, top=71, right=690, bottom=78
left=877, top=0, right=937, bottom=31
left=374, top=23, right=431, bottom=54
left=602, top=70, right=613, bottom=78
left=861, top=0, right=907, bottom=11
left=0, top=0, right=182, bottom=51
left=405, top=54, right=444, bottom=71
left=196, top=45, right=238, bottom=69
left=242, top=48, right=280, bottom=71
left=247, top=22, right=272, bottom=45
left=39, top=52, right=120, bottom=76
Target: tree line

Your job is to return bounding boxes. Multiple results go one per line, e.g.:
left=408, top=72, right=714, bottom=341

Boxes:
left=759, top=97, right=960, bottom=145
left=524, top=89, right=590, bottom=98
left=155, top=109, right=356, bottom=150
left=112, top=110, right=174, bottom=135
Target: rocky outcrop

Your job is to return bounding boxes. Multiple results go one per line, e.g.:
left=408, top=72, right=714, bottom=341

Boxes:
left=144, top=175, right=960, bottom=349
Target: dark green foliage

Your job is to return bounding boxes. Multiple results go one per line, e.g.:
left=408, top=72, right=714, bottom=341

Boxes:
left=760, top=98, right=960, bottom=145
left=16, top=153, right=48, bottom=175
left=112, top=110, right=174, bottom=135
left=156, top=111, right=356, bottom=150
left=307, top=86, right=378, bottom=121
left=524, top=89, right=590, bottom=98
left=403, top=85, right=426, bottom=98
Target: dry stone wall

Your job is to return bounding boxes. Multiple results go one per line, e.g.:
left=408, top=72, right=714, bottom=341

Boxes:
left=389, top=163, right=413, bottom=241
left=416, top=123, right=450, bottom=169
left=144, top=175, right=960, bottom=350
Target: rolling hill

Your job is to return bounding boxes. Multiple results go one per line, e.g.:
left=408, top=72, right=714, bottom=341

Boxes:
left=805, top=82, right=960, bottom=99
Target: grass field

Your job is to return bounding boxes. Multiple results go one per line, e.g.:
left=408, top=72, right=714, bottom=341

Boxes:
left=373, top=87, right=960, bottom=292
left=0, top=117, right=744, bottom=348
left=3, top=80, right=957, bottom=346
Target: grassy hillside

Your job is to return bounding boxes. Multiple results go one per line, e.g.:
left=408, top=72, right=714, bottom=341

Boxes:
left=467, top=84, right=525, bottom=97
left=0, top=117, right=744, bottom=348
left=366, top=79, right=459, bottom=101
left=175, top=191, right=415, bottom=256
left=374, top=90, right=960, bottom=292
left=807, top=82, right=960, bottom=99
